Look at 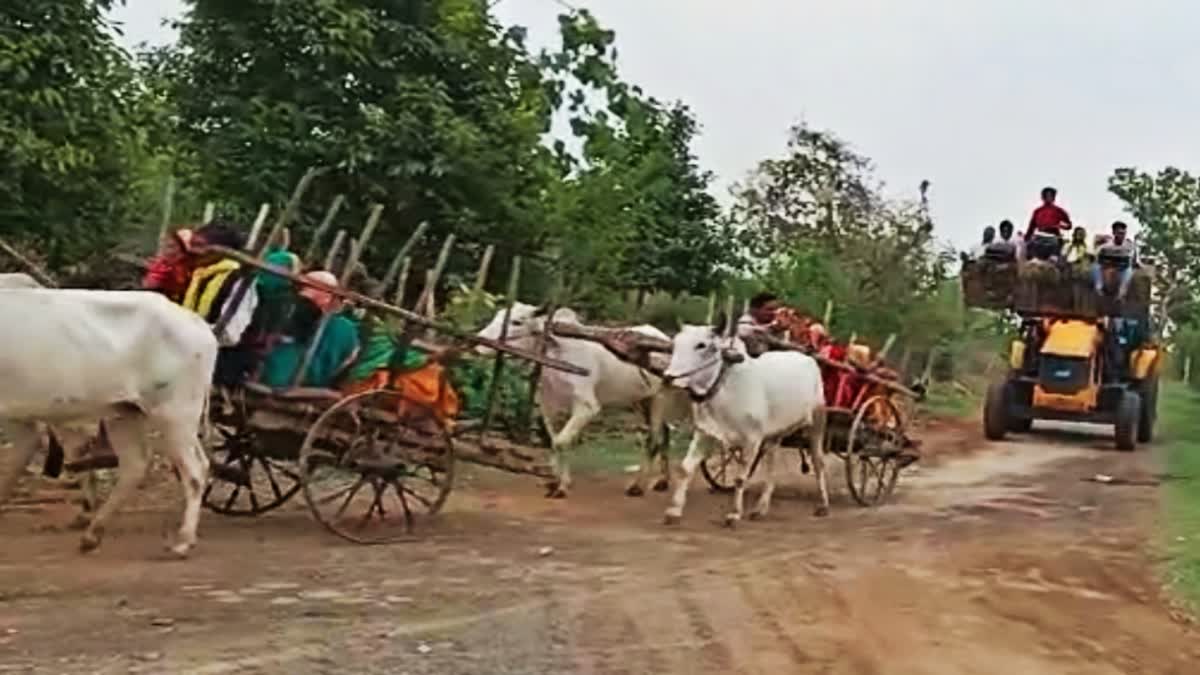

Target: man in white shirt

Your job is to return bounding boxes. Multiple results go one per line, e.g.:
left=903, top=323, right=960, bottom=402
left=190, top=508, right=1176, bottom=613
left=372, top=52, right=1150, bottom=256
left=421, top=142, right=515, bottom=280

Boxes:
left=1093, top=221, right=1138, bottom=299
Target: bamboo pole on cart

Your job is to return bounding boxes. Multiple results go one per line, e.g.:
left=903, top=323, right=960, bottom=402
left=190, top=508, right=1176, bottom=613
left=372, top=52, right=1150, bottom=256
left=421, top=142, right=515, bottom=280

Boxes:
left=474, top=244, right=496, bottom=291
left=245, top=203, right=271, bottom=250
left=156, top=175, right=176, bottom=246
left=416, top=234, right=456, bottom=318
left=705, top=292, right=716, bottom=323
left=823, top=300, right=833, bottom=329
left=292, top=204, right=384, bottom=387
left=723, top=295, right=736, bottom=337
left=202, top=202, right=216, bottom=224
left=302, top=194, right=346, bottom=265
left=481, top=257, right=522, bottom=433
left=0, top=237, right=57, bottom=287
left=202, top=245, right=587, bottom=375
left=322, top=230, right=347, bottom=271
left=373, top=220, right=429, bottom=297
left=392, top=257, right=411, bottom=306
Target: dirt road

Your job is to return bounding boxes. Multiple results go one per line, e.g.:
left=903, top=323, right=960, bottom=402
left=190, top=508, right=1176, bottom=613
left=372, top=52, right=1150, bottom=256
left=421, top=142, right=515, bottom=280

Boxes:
left=1, top=422, right=1197, bottom=674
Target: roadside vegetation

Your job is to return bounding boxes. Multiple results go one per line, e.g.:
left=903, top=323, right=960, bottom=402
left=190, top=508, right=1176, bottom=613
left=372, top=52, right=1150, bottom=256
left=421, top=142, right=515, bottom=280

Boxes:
left=1160, top=381, right=1200, bottom=611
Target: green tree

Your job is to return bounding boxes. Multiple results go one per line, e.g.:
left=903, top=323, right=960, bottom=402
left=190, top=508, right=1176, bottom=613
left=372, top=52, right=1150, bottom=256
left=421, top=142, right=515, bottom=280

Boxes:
left=1108, top=166, right=1200, bottom=326
left=0, top=0, right=149, bottom=264
left=153, top=0, right=560, bottom=275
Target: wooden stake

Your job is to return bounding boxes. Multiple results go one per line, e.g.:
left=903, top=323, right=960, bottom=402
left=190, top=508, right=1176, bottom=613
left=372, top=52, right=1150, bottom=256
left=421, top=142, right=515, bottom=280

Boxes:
left=202, top=202, right=215, bottom=224
left=415, top=234, right=456, bottom=317
left=302, top=194, right=345, bottom=265
left=474, top=244, right=496, bottom=291
left=877, top=333, right=897, bottom=361
left=723, top=295, right=736, bottom=337
left=346, top=204, right=384, bottom=276
left=482, top=256, right=521, bottom=433
left=705, top=292, right=716, bottom=323
left=1185, top=356, right=1192, bottom=384
left=393, top=257, right=411, bottom=307
left=0, top=237, right=56, bottom=287
left=823, top=299, right=833, bottom=328
left=374, top=221, right=429, bottom=297
left=157, top=175, right=176, bottom=246
left=323, top=230, right=347, bottom=271
left=246, top=203, right=271, bottom=250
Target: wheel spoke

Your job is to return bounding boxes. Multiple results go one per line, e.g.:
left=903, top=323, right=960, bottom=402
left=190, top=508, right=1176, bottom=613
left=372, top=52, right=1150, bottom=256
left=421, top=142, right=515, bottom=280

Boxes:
left=393, top=480, right=415, bottom=533
left=259, top=457, right=285, bottom=501
left=400, top=484, right=435, bottom=510
left=335, top=478, right=366, bottom=520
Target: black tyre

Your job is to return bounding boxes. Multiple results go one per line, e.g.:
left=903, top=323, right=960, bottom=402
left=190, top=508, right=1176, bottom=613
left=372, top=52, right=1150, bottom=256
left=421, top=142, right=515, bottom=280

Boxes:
left=1008, top=416, right=1033, bottom=433
left=984, top=381, right=1010, bottom=441
left=1114, top=390, right=1141, bottom=452
left=1137, top=376, right=1158, bottom=444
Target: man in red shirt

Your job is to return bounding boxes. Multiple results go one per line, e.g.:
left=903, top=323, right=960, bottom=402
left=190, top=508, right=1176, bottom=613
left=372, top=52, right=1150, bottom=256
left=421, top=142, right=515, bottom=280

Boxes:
left=1024, top=186, right=1072, bottom=240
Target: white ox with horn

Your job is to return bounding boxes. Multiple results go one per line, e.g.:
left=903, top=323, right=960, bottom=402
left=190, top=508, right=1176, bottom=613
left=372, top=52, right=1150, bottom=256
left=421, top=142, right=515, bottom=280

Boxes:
left=0, top=287, right=217, bottom=557
left=661, top=317, right=830, bottom=527
left=476, top=303, right=685, bottom=499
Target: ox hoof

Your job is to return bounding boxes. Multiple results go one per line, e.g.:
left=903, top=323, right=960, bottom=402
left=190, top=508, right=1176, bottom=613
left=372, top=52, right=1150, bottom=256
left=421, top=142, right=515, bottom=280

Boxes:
left=652, top=478, right=670, bottom=493
left=625, top=484, right=645, bottom=498
left=79, top=531, right=102, bottom=554
left=67, top=513, right=92, bottom=531
left=723, top=514, right=740, bottom=529
left=165, top=540, right=193, bottom=560
left=748, top=511, right=766, bottom=521
left=813, top=505, right=830, bottom=518
left=546, top=488, right=569, bottom=500
left=663, top=510, right=682, bottom=526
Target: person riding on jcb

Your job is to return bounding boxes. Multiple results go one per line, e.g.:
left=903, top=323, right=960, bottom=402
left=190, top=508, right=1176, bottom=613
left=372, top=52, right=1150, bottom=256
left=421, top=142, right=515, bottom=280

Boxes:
left=1093, top=220, right=1139, bottom=300
left=1024, top=187, right=1072, bottom=260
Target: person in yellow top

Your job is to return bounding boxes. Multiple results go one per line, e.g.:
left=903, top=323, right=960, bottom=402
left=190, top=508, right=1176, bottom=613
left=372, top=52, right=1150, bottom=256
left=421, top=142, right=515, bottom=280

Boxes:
left=1062, top=226, right=1092, bottom=267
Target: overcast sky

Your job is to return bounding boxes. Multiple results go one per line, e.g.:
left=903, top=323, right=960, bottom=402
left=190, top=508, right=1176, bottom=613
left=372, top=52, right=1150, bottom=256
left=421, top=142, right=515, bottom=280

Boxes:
left=110, top=0, right=1199, bottom=248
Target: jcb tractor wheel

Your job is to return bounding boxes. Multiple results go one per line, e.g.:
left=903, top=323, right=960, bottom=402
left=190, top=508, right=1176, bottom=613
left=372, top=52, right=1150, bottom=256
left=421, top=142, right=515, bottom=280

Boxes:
left=1114, top=390, right=1142, bottom=452
left=984, top=381, right=1010, bottom=441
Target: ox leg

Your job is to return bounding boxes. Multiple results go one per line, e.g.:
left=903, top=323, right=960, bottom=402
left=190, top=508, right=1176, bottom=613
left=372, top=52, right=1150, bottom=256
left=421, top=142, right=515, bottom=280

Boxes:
left=0, top=421, right=41, bottom=507
left=750, top=444, right=779, bottom=521
left=725, top=441, right=757, bottom=528
left=649, top=396, right=672, bottom=492
left=156, top=419, right=208, bottom=558
left=79, top=417, right=149, bottom=553
left=810, top=407, right=831, bottom=517
left=545, top=400, right=599, bottom=499
left=664, top=432, right=709, bottom=525
left=625, top=399, right=664, bottom=497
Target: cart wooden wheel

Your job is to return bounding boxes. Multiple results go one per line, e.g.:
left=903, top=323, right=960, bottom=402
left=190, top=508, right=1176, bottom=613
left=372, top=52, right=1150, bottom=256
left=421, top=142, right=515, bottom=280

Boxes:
left=844, top=395, right=905, bottom=507
left=203, top=420, right=302, bottom=516
left=299, top=389, right=455, bottom=544
left=700, top=446, right=742, bottom=494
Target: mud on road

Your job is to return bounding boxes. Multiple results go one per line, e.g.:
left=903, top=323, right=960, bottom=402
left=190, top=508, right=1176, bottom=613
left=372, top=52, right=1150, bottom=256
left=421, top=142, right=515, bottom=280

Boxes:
left=1, top=422, right=1197, bottom=674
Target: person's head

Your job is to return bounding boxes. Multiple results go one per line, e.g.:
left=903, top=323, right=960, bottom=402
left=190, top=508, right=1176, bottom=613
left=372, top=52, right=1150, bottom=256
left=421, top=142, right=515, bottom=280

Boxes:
left=193, top=220, right=246, bottom=264
left=1041, top=187, right=1057, bottom=204
left=998, top=220, right=1014, bottom=240
left=298, top=270, right=340, bottom=313
left=748, top=291, right=781, bottom=324
left=808, top=322, right=829, bottom=348
left=982, top=226, right=996, bottom=244
left=1111, top=220, right=1128, bottom=244
left=1072, top=226, right=1086, bottom=244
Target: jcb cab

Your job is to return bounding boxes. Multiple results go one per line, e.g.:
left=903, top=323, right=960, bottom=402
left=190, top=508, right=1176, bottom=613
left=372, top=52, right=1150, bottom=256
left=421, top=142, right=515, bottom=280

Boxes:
left=984, top=316, right=1160, bottom=450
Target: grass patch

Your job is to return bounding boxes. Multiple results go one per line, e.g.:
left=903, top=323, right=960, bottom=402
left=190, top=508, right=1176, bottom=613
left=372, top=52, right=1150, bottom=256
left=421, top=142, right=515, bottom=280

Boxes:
left=920, top=381, right=979, bottom=419
left=1160, top=381, right=1200, bottom=612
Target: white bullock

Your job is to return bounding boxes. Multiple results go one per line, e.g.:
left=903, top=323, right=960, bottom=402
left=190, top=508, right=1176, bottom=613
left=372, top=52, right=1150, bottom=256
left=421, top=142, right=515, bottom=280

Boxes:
left=0, top=272, right=104, bottom=518
left=0, top=289, right=217, bottom=556
left=661, top=320, right=830, bottom=527
left=476, top=303, right=685, bottom=499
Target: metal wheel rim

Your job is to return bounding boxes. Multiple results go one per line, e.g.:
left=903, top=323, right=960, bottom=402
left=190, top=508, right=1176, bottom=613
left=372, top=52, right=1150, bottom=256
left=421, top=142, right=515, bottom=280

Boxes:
left=202, top=422, right=302, bottom=516
left=844, top=395, right=904, bottom=507
left=299, top=389, right=455, bottom=544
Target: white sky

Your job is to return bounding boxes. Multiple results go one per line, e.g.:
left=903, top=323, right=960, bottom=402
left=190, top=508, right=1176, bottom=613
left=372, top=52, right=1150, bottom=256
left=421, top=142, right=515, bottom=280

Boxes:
left=111, top=0, right=1200, bottom=248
